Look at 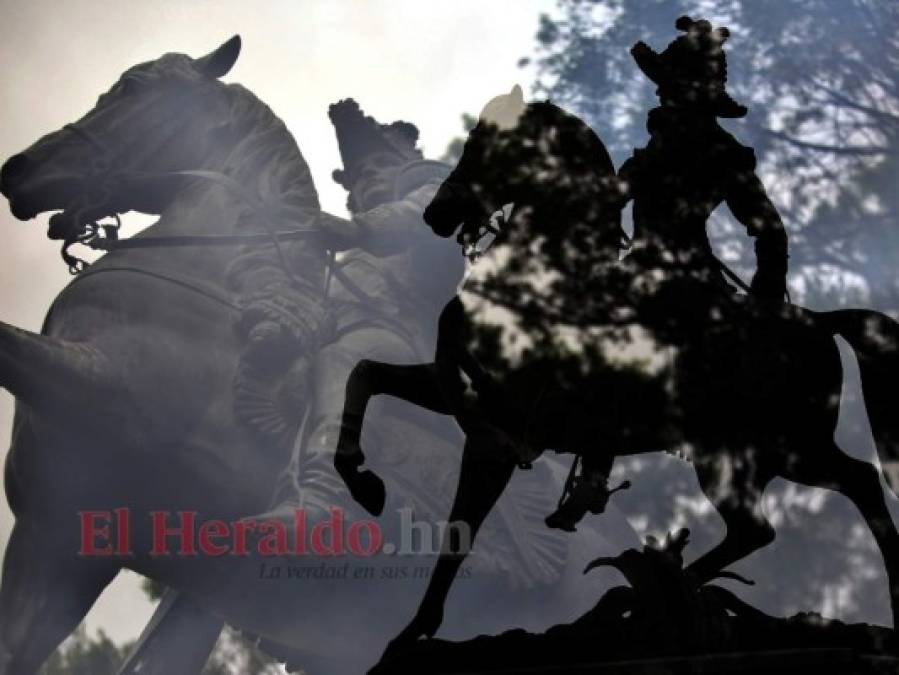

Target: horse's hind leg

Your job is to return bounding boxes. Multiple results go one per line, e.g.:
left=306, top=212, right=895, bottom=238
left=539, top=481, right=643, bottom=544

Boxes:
left=389, top=436, right=516, bottom=649
left=335, top=361, right=449, bottom=515
left=0, top=522, right=117, bottom=675
left=788, top=439, right=899, bottom=624
left=686, top=449, right=776, bottom=584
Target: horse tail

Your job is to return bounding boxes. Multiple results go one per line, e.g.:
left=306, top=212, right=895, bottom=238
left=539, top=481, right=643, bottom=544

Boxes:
left=818, top=308, right=899, bottom=495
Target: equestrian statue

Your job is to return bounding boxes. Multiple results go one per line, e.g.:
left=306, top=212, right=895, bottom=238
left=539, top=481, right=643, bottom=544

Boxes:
left=332, top=17, right=899, bottom=654
left=0, top=36, right=629, bottom=675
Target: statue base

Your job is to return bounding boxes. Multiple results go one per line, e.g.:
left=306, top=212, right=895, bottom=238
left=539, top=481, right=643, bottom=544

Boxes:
left=371, top=531, right=898, bottom=674
left=371, top=616, right=898, bottom=674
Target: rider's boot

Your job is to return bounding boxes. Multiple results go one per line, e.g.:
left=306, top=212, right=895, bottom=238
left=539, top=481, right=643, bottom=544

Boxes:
left=247, top=419, right=385, bottom=530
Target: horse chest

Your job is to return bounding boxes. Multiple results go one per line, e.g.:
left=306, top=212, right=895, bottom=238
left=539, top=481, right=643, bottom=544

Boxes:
left=455, top=245, right=613, bottom=379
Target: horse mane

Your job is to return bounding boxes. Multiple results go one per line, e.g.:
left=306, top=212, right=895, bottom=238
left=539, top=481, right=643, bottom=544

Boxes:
left=219, top=83, right=319, bottom=213
left=213, top=82, right=331, bottom=445
left=216, top=81, right=326, bottom=297
left=124, top=52, right=319, bottom=213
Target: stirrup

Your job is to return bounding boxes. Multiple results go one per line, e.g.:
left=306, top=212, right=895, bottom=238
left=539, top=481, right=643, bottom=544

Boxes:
left=545, top=475, right=631, bottom=532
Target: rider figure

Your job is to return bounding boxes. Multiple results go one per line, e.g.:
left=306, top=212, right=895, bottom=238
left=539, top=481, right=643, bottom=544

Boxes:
left=257, top=100, right=464, bottom=519
left=624, top=16, right=788, bottom=316
left=546, top=16, right=790, bottom=531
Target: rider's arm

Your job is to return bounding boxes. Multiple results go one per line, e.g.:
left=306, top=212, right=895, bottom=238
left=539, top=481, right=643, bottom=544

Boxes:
left=723, top=148, right=788, bottom=301
left=319, top=184, right=438, bottom=256
left=317, top=211, right=364, bottom=250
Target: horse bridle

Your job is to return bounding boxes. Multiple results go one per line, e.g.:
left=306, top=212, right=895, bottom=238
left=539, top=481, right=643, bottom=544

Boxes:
left=53, top=122, right=124, bottom=273
left=57, top=120, right=324, bottom=283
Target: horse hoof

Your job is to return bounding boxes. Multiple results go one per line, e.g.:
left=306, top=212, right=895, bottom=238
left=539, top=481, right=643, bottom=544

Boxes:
left=381, top=629, right=419, bottom=662
left=544, top=511, right=577, bottom=532
left=346, top=469, right=387, bottom=517
left=386, top=610, right=441, bottom=653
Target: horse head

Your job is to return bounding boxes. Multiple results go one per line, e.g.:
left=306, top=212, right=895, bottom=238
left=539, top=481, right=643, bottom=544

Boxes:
left=422, top=85, right=526, bottom=242
left=0, top=36, right=242, bottom=242
left=424, top=85, right=626, bottom=267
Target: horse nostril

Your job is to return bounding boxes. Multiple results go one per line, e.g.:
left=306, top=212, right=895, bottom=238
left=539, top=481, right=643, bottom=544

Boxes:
left=0, top=154, right=30, bottom=193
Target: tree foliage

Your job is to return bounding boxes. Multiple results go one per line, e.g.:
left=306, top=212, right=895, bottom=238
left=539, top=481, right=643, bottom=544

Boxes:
left=38, top=621, right=286, bottom=675
left=39, top=626, right=132, bottom=675
left=200, top=627, right=286, bottom=675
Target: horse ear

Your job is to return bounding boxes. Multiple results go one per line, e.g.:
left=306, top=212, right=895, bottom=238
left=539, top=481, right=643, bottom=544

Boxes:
left=480, top=85, right=527, bottom=131
left=194, top=35, right=241, bottom=79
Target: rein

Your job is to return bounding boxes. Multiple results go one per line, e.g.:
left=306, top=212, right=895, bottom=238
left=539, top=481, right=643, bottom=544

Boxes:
left=59, top=123, right=323, bottom=282
left=84, top=223, right=321, bottom=251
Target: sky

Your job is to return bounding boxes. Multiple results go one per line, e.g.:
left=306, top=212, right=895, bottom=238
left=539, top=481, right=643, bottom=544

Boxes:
left=0, top=0, right=557, bottom=645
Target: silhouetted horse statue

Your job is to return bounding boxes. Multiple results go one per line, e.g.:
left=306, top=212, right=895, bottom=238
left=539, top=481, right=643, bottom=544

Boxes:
left=335, top=85, right=899, bottom=649
left=0, top=39, right=636, bottom=675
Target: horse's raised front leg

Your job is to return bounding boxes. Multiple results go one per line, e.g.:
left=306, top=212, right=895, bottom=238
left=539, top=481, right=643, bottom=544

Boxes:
left=0, top=522, right=118, bottom=675
left=335, top=360, right=451, bottom=516
left=387, top=436, right=516, bottom=649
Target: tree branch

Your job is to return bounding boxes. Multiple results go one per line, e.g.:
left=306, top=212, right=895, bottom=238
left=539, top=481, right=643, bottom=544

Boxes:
left=810, top=79, right=899, bottom=124
left=755, top=126, right=889, bottom=156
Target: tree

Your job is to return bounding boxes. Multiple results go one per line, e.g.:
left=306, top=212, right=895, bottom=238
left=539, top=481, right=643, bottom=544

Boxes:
left=39, top=583, right=286, bottom=675
left=39, top=626, right=132, bottom=675
left=200, top=627, right=287, bottom=675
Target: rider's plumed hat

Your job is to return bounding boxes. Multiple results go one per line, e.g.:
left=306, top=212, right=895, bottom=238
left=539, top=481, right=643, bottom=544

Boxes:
left=328, top=99, right=423, bottom=190
left=631, top=16, right=747, bottom=118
